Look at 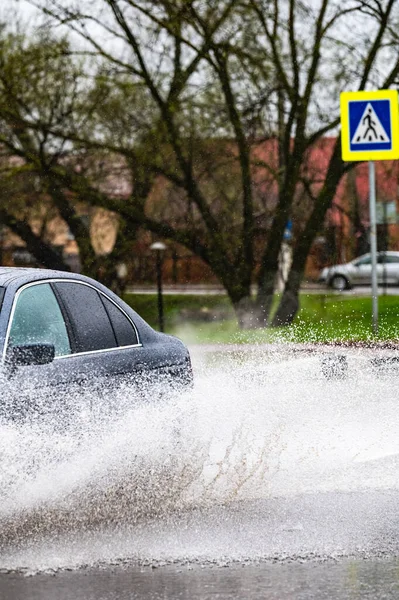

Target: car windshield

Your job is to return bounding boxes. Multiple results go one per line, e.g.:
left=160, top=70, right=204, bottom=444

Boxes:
left=353, top=256, right=371, bottom=266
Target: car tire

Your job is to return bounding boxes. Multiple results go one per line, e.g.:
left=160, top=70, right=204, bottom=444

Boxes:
left=330, top=274, right=349, bottom=291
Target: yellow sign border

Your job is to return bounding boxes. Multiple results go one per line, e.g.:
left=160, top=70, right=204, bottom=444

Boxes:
left=340, top=89, right=399, bottom=161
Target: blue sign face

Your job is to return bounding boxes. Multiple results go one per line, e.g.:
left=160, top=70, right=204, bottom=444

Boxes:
left=349, top=99, right=392, bottom=152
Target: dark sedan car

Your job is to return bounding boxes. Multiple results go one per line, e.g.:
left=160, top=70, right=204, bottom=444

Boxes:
left=0, top=268, right=192, bottom=415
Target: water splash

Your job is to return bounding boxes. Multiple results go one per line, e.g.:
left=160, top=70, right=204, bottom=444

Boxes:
left=1, top=344, right=399, bottom=572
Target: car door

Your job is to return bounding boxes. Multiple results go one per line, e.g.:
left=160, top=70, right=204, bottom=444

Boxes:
left=379, top=254, right=399, bottom=284
left=352, top=254, right=380, bottom=284
left=51, top=280, right=150, bottom=387
left=2, top=281, right=78, bottom=416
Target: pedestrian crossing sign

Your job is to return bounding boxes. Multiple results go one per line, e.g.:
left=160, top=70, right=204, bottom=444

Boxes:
left=340, top=90, right=399, bottom=161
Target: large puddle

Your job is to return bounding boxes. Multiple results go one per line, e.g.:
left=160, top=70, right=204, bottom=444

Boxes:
left=1, top=345, right=399, bottom=573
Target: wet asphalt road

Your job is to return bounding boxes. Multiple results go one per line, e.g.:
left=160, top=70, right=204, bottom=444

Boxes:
left=2, top=558, right=399, bottom=600
left=3, top=488, right=399, bottom=600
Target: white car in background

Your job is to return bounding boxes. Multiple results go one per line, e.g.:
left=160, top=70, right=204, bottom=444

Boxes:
left=319, top=251, right=399, bottom=291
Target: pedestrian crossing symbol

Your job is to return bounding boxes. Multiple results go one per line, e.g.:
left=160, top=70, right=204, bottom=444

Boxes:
left=340, top=90, right=399, bottom=161
left=351, top=103, right=390, bottom=145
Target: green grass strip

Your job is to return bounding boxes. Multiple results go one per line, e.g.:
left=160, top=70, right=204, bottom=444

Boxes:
left=122, top=292, right=399, bottom=345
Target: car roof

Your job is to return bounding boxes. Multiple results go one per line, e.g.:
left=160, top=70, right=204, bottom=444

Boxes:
left=0, top=267, right=164, bottom=346
left=0, top=267, right=95, bottom=288
left=353, top=251, right=399, bottom=260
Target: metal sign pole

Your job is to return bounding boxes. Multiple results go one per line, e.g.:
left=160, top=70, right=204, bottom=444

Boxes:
left=383, top=202, right=387, bottom=296
left=341, top=89, right=399, bottom=337
left=368, top=160, right=378, bottom=334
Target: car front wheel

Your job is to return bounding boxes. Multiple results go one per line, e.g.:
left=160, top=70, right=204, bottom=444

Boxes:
left=330, top=274, right=349, bottom=291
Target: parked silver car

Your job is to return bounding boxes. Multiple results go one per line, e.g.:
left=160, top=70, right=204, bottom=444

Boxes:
left=319, top=251, right=399, bottom=291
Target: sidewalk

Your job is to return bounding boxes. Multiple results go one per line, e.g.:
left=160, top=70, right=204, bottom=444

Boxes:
left=126, top=284, right=227, bottom=295
left=126, top=282, right=324, bottom=295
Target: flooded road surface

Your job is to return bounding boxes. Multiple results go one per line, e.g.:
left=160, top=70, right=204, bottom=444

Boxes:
left=3, top=558, right=399, bottom=600
left=2, top=344, right=399, bottom=598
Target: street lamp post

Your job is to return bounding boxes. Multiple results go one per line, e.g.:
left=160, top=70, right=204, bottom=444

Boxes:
left=150, top=242, right=167, bottom=332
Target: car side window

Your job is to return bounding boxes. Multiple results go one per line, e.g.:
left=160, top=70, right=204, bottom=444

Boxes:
left=100, top=295, right=138, bottom=347
left=355, top=256, right=371, bottom=266
left=384, top=255, right=399, bottom=264
left=54, top=282, right=117, bottom=353
left=8, top=283, right=71, bottom=357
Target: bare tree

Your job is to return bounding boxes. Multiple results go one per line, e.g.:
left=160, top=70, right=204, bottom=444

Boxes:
left=17, top=0, right=399, bottom=326
left=259, top=0, right=399, bottom=325
left=0, top=31, right=96, bottom=272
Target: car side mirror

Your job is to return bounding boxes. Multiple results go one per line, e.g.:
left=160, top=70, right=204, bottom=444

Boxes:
left=6, top=343, right=55, bottom=367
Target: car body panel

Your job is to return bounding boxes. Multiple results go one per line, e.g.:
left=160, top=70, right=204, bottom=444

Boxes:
left=0, top=268, right=192, bottom=414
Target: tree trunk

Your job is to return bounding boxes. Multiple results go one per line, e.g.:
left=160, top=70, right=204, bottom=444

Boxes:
left=47, top=179, right=98, bottom=277
left=233, top=295, right=258, bottom=329
left=221, top=275, right=254, bottom=329
left=271, top=268, right=302, bottom=326
left=255, top=268, right=277, bottom=328
left=272, top=141, right=345, bottom=326
left=255, top=218, right=290, bottom=328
